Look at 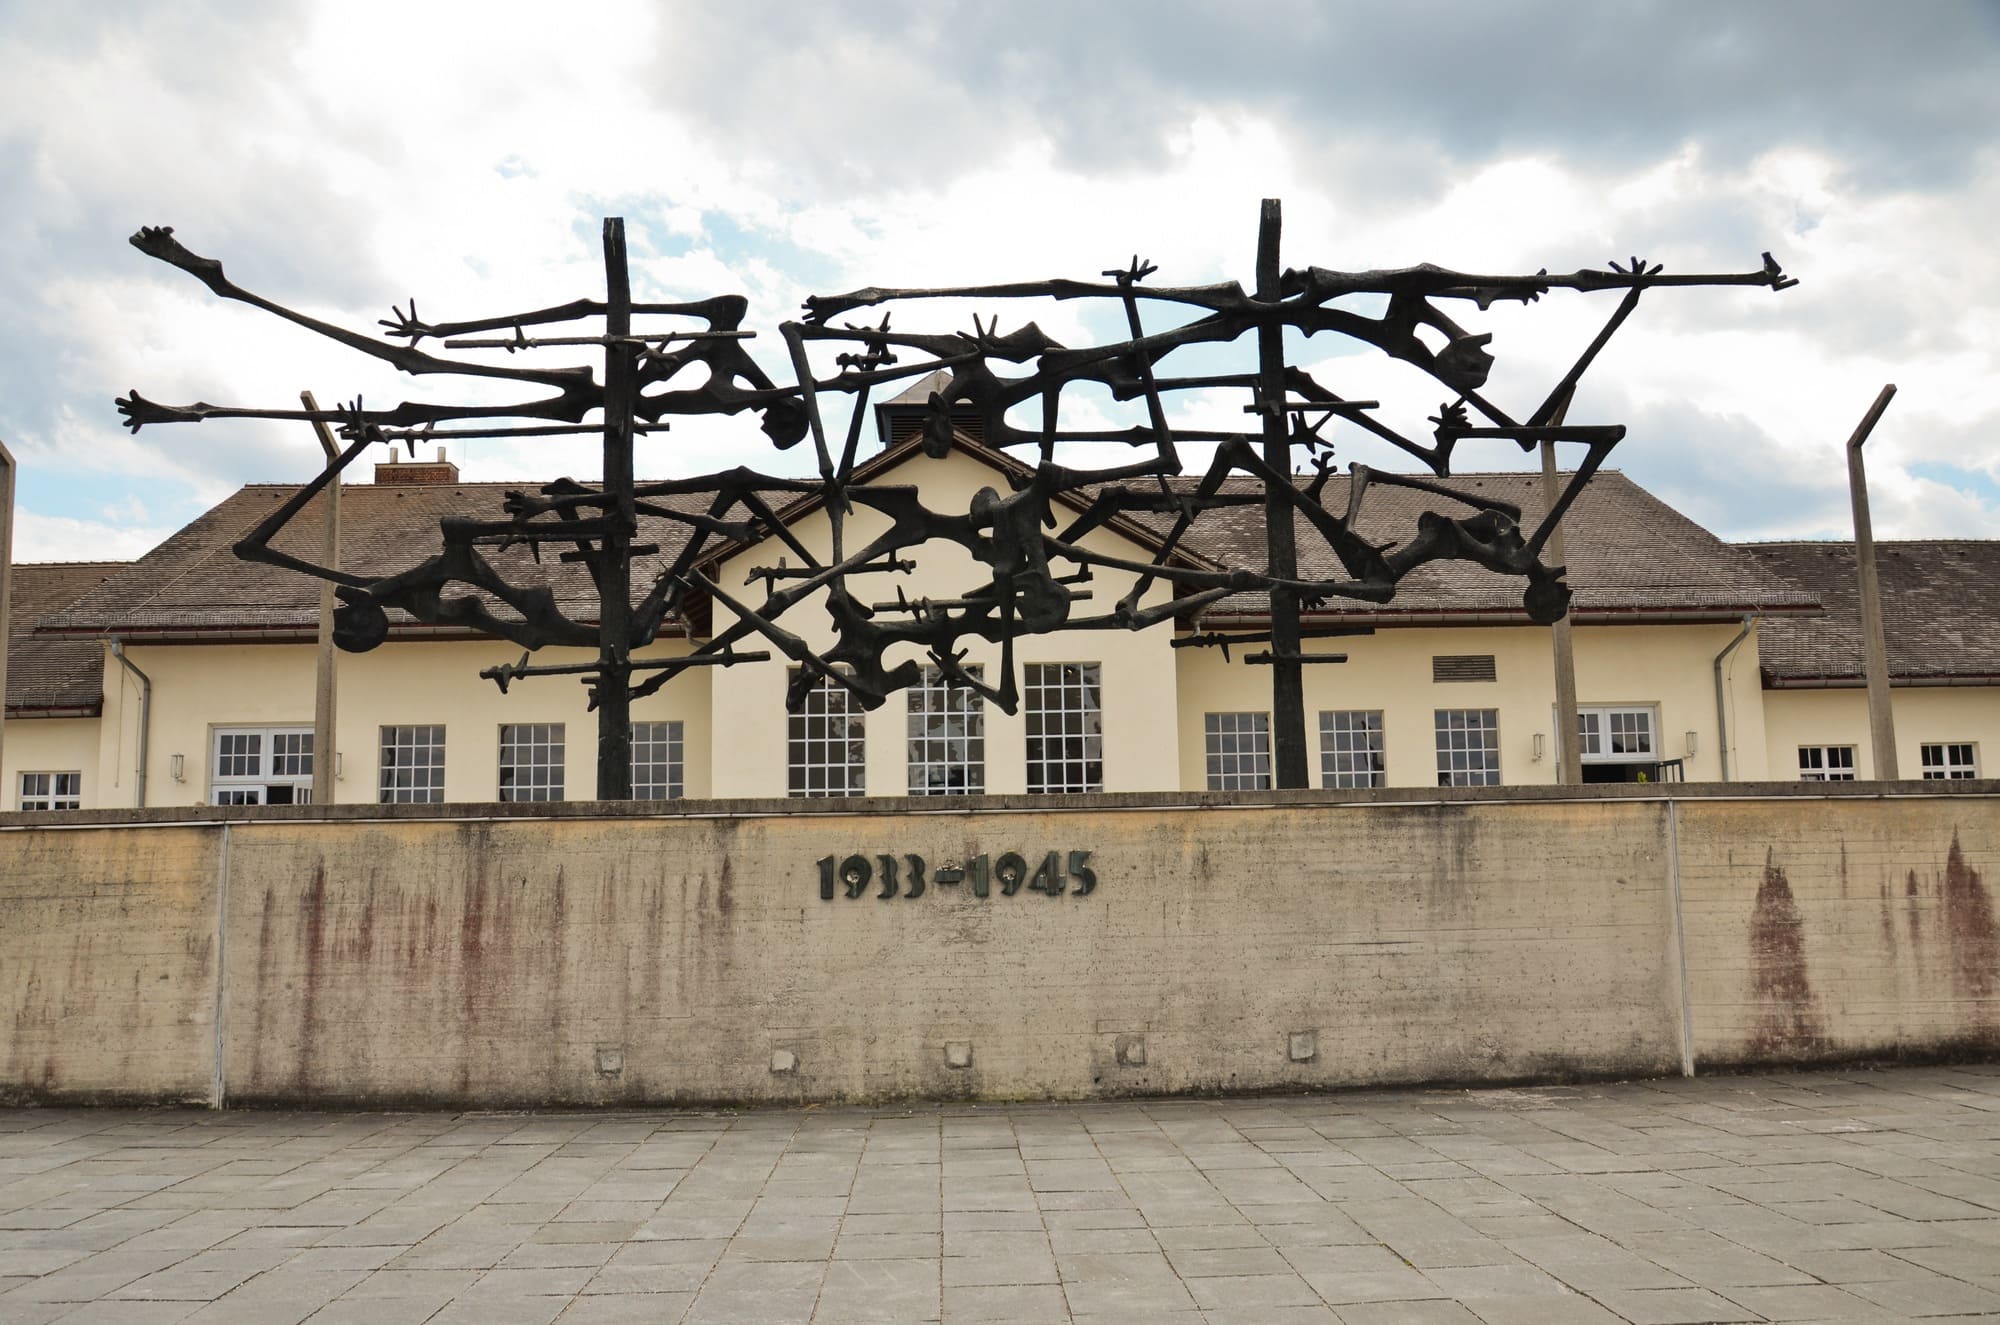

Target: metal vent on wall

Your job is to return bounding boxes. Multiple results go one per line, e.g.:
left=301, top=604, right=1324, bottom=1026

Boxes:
left=1433, top=654, right=1498, bottom=683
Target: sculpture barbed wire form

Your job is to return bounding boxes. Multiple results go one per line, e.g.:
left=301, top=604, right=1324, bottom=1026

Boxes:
left=116, top=201, right=1795, bottom=797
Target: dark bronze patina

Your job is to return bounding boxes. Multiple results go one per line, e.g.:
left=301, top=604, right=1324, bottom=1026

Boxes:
left=117, top=203, right=1794, bottom=796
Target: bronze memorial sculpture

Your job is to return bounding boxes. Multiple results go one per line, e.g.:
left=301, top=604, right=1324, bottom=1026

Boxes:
left=115, top=201, right=1795, bottom=796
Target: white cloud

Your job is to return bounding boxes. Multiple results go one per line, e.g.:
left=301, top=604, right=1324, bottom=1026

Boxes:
left=13, top=510, right=177, bottom=563
left=0, top=0, right=1995, bottom=556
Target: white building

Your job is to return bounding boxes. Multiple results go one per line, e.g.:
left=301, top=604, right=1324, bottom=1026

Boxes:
left=6, top=396, right=1993, bottom=809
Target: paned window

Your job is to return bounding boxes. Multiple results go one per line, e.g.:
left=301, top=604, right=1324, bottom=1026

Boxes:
left=1435, top=709, right=1501, bottom=787
left=1921, top=742, right=1979, bottom=780
left=498, top=723, right=564, bottom=802
left=631, top=721, right=685, bottom=800
left=380, top=725, right=446, bottom=803
left=1024, top=663, right=1102, bottom=794
left=908, top=666, right=984, bottom=795
left=211, top=726, right=313, bottom=805
left=1320, top=710, right=1385, bottom=789
left=1204, top=712, right=1270, bottom=791
left=789, top=673, right=865, bottom=797
left=1577, top=706, right=1656, bottom=761
left=19, top=772, right=82, bottom=811
left=1797, top=745, right=1856, bottom=782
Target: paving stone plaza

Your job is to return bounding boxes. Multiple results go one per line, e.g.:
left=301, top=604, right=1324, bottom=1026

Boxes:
left=3, top=1065, right=1998, bottom=1324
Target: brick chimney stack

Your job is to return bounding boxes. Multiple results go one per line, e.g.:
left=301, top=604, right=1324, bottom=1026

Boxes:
left=373, top=445, right=460, bottom=485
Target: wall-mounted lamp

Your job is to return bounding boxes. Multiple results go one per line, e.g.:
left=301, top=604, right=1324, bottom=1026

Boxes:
left=1685, top=731, right=1698, bottom=757
left=1532, top=733, right=1546, bottom=762
left=169, top=753, right=185, bottom=783
left=334, top=751, right=344, bottom=781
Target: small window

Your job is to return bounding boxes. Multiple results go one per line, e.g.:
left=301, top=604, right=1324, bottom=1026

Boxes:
left=1204, top=712, right=1271, bottom=791
left=1798, top=745, right=1856, bottom=782
left=211, top=727, right=313, bottom=805
left=1920, top=743, right=1978, bottom=780
left=789, top=673, right=865, bottom=798
left=19, top=772, right=82, bottom=811
left=1433, top=655, right=1497, bottom=683
left=1435, top=709, right=1500, bottom=787
left=1320, top=711, right=1385, bottom=789
left=380, top=725, right=446, bottom=803
left=1024, top=663, right=1103, bottom=794
left=631, top=721, right=684, bottom=800
left=908, top=666, right=984, bottom=795
left=498, top=723, right=565, bottom=802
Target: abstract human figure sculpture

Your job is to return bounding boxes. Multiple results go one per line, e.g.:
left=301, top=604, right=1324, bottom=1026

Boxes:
left=118, top=203, right=1794, bottom=795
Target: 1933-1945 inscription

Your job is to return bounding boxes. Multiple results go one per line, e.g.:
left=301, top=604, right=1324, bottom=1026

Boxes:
left=816, top=851, right=1096, bottom=901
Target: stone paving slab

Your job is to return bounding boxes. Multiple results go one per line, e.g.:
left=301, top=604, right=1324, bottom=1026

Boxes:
left=2, top=1063, right=1998, bottom=1323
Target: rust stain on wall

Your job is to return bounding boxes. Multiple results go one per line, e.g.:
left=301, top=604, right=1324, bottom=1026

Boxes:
left=1748, top=850, right=1826, bottom=1057
left=296, top=863, right=328, bottom=1092
left=547, top=865, right=568, bottom=1061
left=1941, top=831, right=1997, bottom=1003
left=248, top=885, right=275, bottom=1087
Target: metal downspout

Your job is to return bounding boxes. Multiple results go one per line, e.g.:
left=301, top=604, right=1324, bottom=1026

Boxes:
left=110, top=638, right=151, bottom=808
left=1712, top=615, right=1757, bottom=782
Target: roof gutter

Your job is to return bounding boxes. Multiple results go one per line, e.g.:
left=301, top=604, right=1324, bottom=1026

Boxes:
left=1766, top=673, right=2000, bottom=690
left=1196, top=605, right=1818, bottom=629
left=4, top=704, right=102, bottom=720
left=1712, top=615, right=1758, bottom=782
left=109, top=638, right=151, bottom=808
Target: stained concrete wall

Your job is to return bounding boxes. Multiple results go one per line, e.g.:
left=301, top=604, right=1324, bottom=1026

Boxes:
left=1676, top=795, right=2000, bottom=1066
left=3, top=784, right=1995, bottom=1108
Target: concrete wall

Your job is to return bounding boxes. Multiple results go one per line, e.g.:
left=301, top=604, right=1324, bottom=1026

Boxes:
left=4, top=783, right=1995, bottom=1108
left=1677, top=794, right=2000, bottom=1066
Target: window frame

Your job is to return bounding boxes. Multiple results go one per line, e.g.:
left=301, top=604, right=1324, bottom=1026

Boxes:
left=1024, top=662, right=1103, bottom=795
left=210, top=725, right=314, bottom=805
left=1320, top=710, right=1386, bottom=789
left=1203, top=711, right=1271, bottom=792
left=631, top=720, right=685, bottom=801
left=1920, top=742, right=1979, bottom=780
left=379, top=724, right=447, bottom=804
left=1435, top=708, right=1501, bottom=787
left=788, top=672, right=865, bottom=798
left=18, top=771, right=82, bottom=811
left=498, top=722, right=565, bottom=802
left=1575, top=704, right=1658, bottom=764
left=1797, top=744, right=1857, bottom=782
left=907, top=665, right=984, bottom=796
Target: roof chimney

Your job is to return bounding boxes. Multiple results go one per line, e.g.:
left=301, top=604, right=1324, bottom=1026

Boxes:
left=873, top=369, right=983, bottom=447
left=373, top=445, right=459, bottom=485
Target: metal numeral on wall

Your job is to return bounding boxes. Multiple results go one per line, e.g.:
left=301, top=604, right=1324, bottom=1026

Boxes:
left=816, top=851, right=1095, bottom=901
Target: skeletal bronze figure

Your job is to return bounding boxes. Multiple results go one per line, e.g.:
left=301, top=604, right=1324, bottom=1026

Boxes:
left=118, top=203, right=1794, bottom=796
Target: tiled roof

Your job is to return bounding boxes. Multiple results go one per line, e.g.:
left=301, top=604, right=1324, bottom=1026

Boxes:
left=1124, top=470, right=1818, bottom=624
left=42, top=482, right=725, bottom=639
left=7, top=562, right=122, bottom=713
left=41, top=444, right=1818, bottom=640
left=1744, top=541, right=2000, bottom=683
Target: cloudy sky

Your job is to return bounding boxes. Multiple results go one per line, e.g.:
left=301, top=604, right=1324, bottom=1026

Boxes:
left=2, top=0, right=1996, bottom=562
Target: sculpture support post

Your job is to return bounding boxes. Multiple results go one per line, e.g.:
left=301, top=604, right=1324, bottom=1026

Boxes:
left=1845, top=383, right=1899, bottom=780
left=1256, top=199, right=1308, bottom=789
left=596, top=218, right=636, bottom=800
left=301, top=392, right=340, bottom=807
left=0, top=434, right=13, bottom=786
left=1540, top=395, right=1583, bottom=783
